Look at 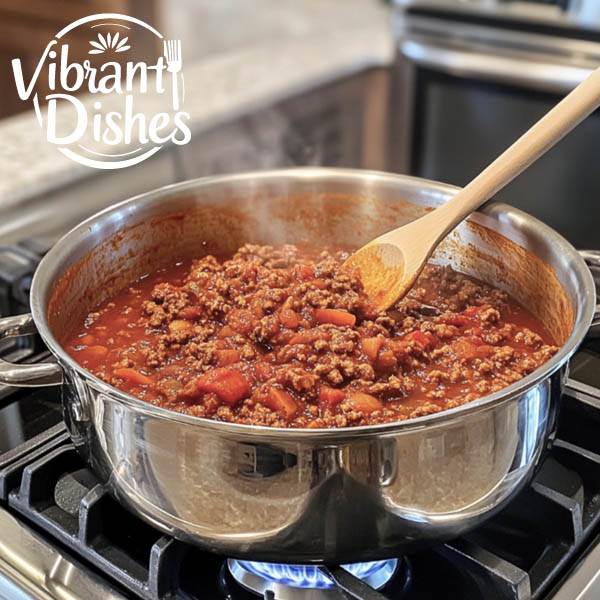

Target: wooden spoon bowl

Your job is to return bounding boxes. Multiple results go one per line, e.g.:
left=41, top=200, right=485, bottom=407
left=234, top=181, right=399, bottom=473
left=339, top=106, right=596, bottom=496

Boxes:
left=346, top=66, right=600, bottom=312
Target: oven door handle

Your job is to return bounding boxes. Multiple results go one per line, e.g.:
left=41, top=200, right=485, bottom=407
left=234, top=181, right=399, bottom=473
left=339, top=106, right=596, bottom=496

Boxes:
left=0, top=314, right=63, bottom=386
left=399, top=39, right=593, bottom=93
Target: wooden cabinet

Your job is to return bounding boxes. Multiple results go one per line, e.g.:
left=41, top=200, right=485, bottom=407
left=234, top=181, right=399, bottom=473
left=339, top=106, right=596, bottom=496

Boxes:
left=0, top=0, right=157, bottom=119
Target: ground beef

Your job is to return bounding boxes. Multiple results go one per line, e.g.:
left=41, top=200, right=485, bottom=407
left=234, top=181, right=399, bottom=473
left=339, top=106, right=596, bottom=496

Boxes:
left=65, top=244, right=559, bottom=428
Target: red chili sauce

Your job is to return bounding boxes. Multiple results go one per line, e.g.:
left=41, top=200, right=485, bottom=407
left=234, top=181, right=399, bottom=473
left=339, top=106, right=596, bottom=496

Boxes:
left=64, top=244, right=558, bottom=428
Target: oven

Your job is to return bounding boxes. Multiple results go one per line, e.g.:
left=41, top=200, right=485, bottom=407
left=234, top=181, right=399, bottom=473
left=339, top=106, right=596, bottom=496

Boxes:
left=391, top=0, right=600, bottom=249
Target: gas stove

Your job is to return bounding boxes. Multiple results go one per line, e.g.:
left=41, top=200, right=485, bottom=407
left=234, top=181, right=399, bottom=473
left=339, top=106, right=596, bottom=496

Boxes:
left=0, top=245, right=600, bottom=600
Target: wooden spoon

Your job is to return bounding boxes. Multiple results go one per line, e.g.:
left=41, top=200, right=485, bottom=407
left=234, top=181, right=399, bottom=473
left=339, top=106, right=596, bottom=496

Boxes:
left=345, top=66, right=600, bottom=312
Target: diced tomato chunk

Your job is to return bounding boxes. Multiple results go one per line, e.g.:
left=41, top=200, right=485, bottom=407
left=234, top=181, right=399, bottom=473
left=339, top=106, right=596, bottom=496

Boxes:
left=407, top=330, right=434, bottom=350
left=265, top=388, right=297, bottom=420
left=293, top=264, right=314, bottom=281
left=216, top=349, right=241, bottom=366
left=279, top=308, right=299, bottom=329
left=347, top=392, right=382, bottom=414
left=453, top=339, right=478, bottom=360
left=361, top=337, right=384, bottom=361
left=289, top=331, right=318, bottom=345
left=314, top=308, right=356, bottom=327
left=218, top=325, right=236, bottom=338
left=442, top=314, right=466, bottom=327
left=377, top=349, right=397, bottom=369
left=311, top=279, right=328, bottom=290
left=468, top=335, right=485, bottom=346
left=168, top=319, right=193, bottom=334
left=195, top=368, right=251, bottom=406
left=477, top=344, right=493, bottom=357
left=254, top=361, right=274, bottom=381
left=114, top=368, right=153, bottom=386
left=319, top=386, right=346, bottom=409
left=454, top=336, right=490, bottom=359
left=180, top=307, right=202, bottom=320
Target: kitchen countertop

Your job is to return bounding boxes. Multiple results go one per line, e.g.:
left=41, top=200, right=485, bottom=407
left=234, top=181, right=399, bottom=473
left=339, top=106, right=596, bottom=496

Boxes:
left=0, top=0, right=394, bottom=211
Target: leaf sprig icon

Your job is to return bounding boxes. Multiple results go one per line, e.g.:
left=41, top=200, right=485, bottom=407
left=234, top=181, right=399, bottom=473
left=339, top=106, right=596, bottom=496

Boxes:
left=89, top=32, right=130, bottom=54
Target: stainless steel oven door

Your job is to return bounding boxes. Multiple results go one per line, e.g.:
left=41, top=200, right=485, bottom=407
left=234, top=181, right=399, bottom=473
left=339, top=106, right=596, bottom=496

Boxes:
left=392, top=14, right=600, bottom=248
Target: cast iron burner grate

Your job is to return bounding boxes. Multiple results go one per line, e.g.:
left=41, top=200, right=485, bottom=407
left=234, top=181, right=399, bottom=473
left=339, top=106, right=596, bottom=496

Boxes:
left=0, top=241, right=51, bottom=318
left=1, top=376, right=600, bottom=599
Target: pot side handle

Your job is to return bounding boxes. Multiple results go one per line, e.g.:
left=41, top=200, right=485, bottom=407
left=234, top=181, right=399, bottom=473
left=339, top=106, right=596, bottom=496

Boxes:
left=579, top=250, right=600, bottom=337
left=0, top=314, right=63, bottom=386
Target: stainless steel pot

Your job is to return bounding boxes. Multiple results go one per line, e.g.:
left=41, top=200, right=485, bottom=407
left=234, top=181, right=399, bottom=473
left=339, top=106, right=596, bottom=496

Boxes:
left=0, top=168, right=595, bottom=564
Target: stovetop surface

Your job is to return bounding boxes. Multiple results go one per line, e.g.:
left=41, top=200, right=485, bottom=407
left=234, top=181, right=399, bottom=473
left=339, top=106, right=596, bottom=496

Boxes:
left=569, top=337, right=600, bottom=389
left=1, top=245, right=600, bottom=599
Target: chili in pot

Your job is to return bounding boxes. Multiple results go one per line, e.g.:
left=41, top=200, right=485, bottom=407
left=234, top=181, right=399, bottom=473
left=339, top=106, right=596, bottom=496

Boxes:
left=63, top=243, right=557, bottom=428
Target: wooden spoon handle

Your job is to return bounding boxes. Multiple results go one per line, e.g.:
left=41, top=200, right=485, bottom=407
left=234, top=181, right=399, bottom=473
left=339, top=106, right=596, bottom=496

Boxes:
left=421, top=65, right=600, bottom=240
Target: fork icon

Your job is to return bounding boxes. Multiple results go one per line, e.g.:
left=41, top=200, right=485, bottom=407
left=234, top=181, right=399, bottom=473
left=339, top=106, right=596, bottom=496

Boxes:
left=163, top=40, right=182, bottom=110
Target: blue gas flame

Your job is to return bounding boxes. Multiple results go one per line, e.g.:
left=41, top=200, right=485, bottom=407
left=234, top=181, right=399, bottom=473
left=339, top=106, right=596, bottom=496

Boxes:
left=235, top=559, right=398, bottom=589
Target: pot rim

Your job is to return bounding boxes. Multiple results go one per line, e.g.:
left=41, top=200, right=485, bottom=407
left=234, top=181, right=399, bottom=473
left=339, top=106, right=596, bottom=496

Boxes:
left=30, top=167, right=597, bottom=439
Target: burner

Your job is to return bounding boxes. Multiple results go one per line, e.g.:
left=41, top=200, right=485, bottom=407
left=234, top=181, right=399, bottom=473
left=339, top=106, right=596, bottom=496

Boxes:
left=227, top=558, right=398, bottom=598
